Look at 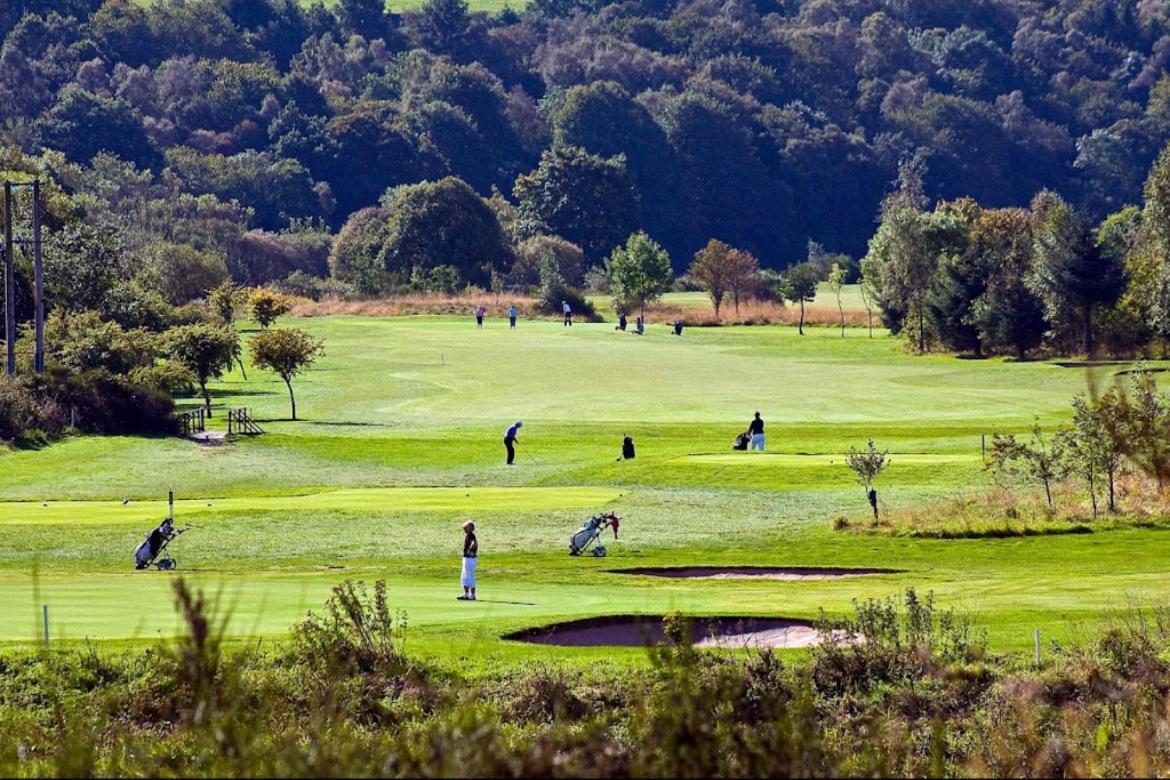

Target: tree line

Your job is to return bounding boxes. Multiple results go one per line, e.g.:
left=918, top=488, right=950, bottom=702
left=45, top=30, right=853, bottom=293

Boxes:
left=1, top=0, right=1170, bottom=277
left=863, top=143, right=1170, bottom=359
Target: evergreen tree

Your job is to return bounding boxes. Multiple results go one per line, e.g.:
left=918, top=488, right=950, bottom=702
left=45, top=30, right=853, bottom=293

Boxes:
left=1030, top=191, right=1126, bottom=355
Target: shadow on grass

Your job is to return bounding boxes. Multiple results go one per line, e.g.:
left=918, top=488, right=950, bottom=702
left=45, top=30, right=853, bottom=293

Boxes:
left=305, top=421, right=397, bottom=429
left=895, top=525, right=1094, bottom=540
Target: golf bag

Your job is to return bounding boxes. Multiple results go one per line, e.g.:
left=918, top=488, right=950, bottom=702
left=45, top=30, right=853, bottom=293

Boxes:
left=569, top=513, right=621, bottom=557
left=621, top=435, right=635, bottom=460
left=733, top=431, right=750, bottom=450
left=134, top=518, right=188, bottom=570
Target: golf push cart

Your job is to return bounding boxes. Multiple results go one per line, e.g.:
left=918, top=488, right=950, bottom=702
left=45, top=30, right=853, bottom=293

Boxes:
left=134, top=491, right=193, bottom=571
left=569, top=513, right=621, bottom=557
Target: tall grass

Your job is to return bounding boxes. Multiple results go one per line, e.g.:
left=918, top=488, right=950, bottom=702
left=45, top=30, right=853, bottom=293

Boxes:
left=6, top=581, right=1170, bottom=776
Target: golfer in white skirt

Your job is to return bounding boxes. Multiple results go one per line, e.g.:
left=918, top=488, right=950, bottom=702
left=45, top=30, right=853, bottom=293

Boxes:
left=458, top=520, right=478, bottom=601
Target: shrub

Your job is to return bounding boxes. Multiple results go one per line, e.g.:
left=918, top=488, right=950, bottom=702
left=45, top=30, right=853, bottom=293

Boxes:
left=248, top=288, right=293, bottom=328
left=0, top=371, right=175, bottom=440
left=292, top=580, right=407, bottom=675
left=0, top=375, right=67, bottom=442
left=270, top=271, right=353, bottom=301
left=537, top=260, right=597, bottom=319
left=129, top=363, right=198, bottom=396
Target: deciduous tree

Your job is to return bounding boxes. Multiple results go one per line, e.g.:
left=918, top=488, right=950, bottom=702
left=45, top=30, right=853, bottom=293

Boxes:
left=780, top=262, right=818, bottom=335
left=606, top=232, right=673, bottom=319
left=251, top=327, right=324, bottom=420
left=164, top=323, right=240, bottom=416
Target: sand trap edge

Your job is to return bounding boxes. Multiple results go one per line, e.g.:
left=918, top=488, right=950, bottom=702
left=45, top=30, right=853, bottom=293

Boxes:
left=607, top=566, right=902, bottom=580
left=504, top=614, right=828, bottom=649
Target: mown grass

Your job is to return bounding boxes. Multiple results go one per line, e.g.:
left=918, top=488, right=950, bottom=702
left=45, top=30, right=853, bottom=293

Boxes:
left=1, top=315, right=1165, bottom=665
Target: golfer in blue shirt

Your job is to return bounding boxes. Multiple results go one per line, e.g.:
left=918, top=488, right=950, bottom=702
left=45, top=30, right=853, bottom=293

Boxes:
left=504, top=421, right=522, bottom=465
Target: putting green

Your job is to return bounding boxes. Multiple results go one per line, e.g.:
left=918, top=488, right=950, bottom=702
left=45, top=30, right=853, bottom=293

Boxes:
left=0, top=487, right=623, bottom=525
left=677, top=453, right=983, bottom=467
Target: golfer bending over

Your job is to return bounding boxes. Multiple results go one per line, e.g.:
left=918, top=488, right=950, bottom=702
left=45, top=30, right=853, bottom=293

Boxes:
left=504, top=420, right=522, bottom=465
left=458, top=521, right=478, bottom=600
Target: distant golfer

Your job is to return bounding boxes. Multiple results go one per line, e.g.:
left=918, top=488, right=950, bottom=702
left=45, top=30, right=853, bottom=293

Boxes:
left=748, top=411, right=765, bottom=451
left=504, top=420, right=522, bottom=465
left=508, top=304, right=517, bottom=329
left=616, top=313, right=627, bottom=331
left=458, top=520, right=478, bottom=600
left=475, top=305, right=486, bottom=329
left=562, top=300, right=572, bottom=327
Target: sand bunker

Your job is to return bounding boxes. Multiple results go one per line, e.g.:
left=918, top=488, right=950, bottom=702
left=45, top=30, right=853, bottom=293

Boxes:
left=611, top=566, right=897, bottom=580
left=506, top=615, right=825, bottom=649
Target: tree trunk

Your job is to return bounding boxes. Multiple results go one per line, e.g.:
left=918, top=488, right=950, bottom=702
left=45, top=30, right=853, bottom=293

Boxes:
left=733, top=290, right=740, bottom=316
left=1088, top=468, right=1098, bottom=518
left=285, top=378, right=297, bottom=421
left=713, top=294, right=721, bottom=319
left=838, top=298, right=844, bottom=337
left=237, top=356, right=248, bottom=380
left=201, top=383, right=212, bottom=418
left=799, top=300, right=805, bottom=335
left=1083, top=304, right=1094, bottom=356
left=1043, top=478, right=1052, bottom=509
left=867, top=310, right=873, bottom=339
left=1107, top=467, right=1116, bottom=513
left=917, top=304, right=925, bottom=353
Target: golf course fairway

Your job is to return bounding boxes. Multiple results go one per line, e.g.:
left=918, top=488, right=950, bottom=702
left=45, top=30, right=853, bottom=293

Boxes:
left=1, top=315, right=1164, bottom=667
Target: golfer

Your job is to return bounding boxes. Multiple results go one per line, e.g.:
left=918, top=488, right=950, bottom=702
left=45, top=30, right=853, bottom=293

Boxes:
left=748, top=411, right=765, bottom=451
left=508, top=304, right=517, bottom=329
left=562, top=300, right=572, bottom=326
left=504, top=420, right=522, bottom=465
left=475, top=305, right=486, bottom=329
left=458, top=521, right=478, bottom=600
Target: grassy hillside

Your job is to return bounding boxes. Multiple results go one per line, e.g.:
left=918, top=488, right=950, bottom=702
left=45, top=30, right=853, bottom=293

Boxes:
left=0, top=315, right=1158, bottom=668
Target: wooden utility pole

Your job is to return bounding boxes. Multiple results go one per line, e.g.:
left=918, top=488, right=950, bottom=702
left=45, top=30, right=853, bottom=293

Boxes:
left=32, top=179, right=44, bottom=373
left=3, top=180, right=13, bottom=377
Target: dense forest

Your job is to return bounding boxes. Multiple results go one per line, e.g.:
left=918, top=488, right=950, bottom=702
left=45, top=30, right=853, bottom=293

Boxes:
left=6, top=0, right=1170, bottom=444
left=2, top=0, right=1170, bottom=273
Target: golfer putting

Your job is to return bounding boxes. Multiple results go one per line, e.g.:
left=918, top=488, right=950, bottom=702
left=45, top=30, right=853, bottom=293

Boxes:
left=504, top=420, right=522, bottom=465
left=458, top=521, right=478, bottom=600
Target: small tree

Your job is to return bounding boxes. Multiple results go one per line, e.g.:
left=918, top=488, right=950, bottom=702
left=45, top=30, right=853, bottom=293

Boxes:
left=828, top=261, right=847, bottom=337
left=208, top=280, right=246, bottom=326
left=249, top=288, right=292, bottom=329
left=1058, top=395, right=1126, bottom=518
left=726, top=246, right=760, bottom=316
left=845, top=438, right=889, bottom=518
left=606, top=232, right=673, bottom=319
left=250, top=328, right=324, bottom=421
left=688, top=239, right=732, bottom=318
left=988, top=419, right=1064, bottom=509
left=781, top=262, right=819, bottom=335
left=1091, top=389, right=1127, bottom=512
left=165, top=323, right=240, bottom=416
left=1110, top=362, right=1170, bottom=492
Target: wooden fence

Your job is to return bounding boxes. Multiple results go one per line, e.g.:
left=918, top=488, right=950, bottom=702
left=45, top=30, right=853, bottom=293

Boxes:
left=227, top=407, right=264, bottom=435
left=176, top=408, right=205, bottom=437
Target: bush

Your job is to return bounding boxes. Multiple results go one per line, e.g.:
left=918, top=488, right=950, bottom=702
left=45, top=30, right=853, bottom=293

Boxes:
left=129, top=363, right=198, bottom=396
left=0, top=371, right=175, bottom=441
left=0, top=376, right=67, bottom=442
left=537, top=260, right=597, bottom=320
left=292, top=580, right=407, bottom=675
left=248, top=288, right=293, bottom=328
left=271, top=271, right=354, bottom=301
left=49, top=372, right=177, bottom=436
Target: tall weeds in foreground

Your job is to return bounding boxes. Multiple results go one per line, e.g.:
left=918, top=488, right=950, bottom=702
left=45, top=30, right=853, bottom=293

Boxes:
left=9, top=585, right=1170, bottom=776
